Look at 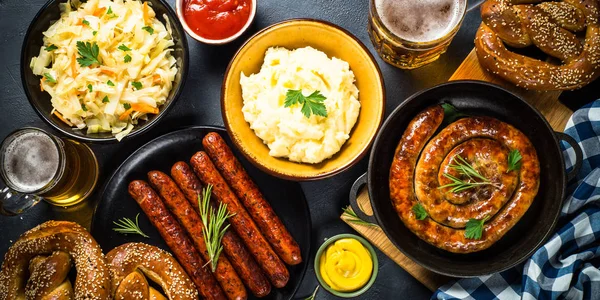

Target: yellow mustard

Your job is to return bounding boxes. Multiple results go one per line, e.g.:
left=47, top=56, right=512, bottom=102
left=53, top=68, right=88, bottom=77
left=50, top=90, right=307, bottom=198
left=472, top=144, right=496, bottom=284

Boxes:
left=319, top=238, right=373, bottom=292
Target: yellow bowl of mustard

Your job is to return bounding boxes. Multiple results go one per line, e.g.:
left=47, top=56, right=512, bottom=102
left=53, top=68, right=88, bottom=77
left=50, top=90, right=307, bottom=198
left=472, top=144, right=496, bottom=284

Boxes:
left=314, top=234, right=378, bottom=297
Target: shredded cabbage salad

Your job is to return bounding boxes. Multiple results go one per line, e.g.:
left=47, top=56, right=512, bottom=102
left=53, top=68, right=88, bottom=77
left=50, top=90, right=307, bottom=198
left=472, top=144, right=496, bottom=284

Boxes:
left=31, top=0, right=177, bottom=141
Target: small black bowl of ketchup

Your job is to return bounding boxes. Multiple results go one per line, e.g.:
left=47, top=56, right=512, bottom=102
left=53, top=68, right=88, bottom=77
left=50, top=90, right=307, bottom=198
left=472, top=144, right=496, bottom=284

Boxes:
left=176, top=0, right=256, bottom=44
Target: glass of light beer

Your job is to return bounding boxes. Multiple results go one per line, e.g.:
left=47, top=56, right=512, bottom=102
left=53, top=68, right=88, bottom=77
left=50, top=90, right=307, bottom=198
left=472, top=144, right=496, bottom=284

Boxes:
left=0, top=128, right=99, bottom=215
left=368, top=0, right=467, bottom=69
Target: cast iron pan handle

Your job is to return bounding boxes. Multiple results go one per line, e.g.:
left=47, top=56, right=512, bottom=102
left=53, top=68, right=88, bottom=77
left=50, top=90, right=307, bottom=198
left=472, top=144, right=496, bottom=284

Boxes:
left=348, top=173, right=378, bottom=224
left=555, top=131, right=583, bottom=182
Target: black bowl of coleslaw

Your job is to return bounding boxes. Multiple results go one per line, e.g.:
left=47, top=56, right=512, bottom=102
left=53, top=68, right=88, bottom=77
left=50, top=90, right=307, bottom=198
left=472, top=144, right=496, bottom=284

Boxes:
left=21, top=0, right=189, bottom=143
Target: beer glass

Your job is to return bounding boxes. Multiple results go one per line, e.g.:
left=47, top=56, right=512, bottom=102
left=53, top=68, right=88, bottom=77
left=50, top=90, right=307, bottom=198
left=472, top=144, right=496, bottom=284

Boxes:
left=0, top=128, right=99, bottom=215
left=368, top=0, right=467, bottom=69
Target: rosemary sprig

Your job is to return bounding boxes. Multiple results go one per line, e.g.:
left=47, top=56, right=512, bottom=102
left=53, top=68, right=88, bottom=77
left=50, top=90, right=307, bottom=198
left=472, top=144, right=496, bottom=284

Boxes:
left=198, top=184, right=233, bottom=272
left=112, top=213, right=149, bottom=238
left=304, top=286, right=319, bottom=300
left=342, top=206, right=377, bottom=227
left=438, top=155, right=501, bottom=193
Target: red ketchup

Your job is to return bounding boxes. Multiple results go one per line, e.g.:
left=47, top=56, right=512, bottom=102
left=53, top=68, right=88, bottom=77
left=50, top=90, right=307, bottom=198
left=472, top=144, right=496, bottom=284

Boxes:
left=183, top=0, right=252, bottom=40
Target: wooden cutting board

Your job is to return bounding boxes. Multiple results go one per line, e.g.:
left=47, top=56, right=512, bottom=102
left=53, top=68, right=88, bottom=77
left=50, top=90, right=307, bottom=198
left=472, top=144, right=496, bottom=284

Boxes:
left=340, top=48, right=573, bottom=292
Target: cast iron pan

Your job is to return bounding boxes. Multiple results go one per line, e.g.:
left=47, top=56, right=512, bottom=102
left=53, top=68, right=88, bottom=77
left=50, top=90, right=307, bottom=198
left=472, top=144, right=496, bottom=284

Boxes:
left=349, top=80, right=583, bottom=277
left=92, top=126, right=311, bottom=299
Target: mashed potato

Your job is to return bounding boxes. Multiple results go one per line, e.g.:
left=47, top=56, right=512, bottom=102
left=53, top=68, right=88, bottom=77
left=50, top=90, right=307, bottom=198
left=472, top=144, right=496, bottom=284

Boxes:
left=240, top=46, right=360, bottom=164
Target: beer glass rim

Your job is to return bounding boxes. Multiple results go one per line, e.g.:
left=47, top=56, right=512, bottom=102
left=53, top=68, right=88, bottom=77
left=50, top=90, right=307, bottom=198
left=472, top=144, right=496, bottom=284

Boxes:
left=370, top=0, right=468, bottom=49
left=0, top=127, right=66, bottom=195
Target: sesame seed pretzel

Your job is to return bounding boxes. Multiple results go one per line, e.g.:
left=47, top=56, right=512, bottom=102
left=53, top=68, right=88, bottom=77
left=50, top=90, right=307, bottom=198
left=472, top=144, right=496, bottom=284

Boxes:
left=0, top=221, right=111, bottom=299
left=106, top=243, right=198, bottom=300
left=475, top=0, right=600, bottom=90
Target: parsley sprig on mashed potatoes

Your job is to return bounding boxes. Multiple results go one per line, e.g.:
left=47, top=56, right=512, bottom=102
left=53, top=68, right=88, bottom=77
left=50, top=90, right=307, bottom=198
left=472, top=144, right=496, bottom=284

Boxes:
left=31, top=0, right=177, bottom=141
left=284, top=89, right=328, bottom=118
left=240, top=47, right=360, bottom=164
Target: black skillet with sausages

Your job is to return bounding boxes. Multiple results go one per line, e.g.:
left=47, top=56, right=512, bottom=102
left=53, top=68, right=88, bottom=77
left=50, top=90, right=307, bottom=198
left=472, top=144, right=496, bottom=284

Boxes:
left=349, top=80, right=583, bottom=277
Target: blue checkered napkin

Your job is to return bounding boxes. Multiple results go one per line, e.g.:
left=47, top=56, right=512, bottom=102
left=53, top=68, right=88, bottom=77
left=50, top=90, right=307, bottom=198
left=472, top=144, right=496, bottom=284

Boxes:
left=432, top=101, right=600, bottom=300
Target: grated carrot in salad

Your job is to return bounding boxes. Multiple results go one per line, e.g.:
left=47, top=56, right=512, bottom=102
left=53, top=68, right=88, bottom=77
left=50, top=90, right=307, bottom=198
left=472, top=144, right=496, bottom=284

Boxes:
left=30, top=0, right=177, bottom=141
left=119, top=103, right=159, bottom=121
left=143, top=2, right=149, bottom=24
left=54, top=111, right=74, bottom=126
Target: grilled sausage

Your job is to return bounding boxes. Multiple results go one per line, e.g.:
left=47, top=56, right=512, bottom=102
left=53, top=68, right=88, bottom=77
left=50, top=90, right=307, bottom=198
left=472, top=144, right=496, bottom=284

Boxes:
left=190, top=152, right=290, bottom=288
left=416, top=129, right=519, bottom=228
left=147, top=171, right=247, bottom=300
left=202, top=132, right=302, bottom=266
left=128, top=180, right=226, bottom=300
left=389, top=105, right=540, bottom=253
left=171, top=162, right=272, bottom=297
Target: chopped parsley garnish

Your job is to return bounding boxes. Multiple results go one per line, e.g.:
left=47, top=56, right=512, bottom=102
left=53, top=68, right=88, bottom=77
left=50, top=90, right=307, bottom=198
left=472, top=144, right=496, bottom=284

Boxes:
left=82, top=19, right=90, bottom=26
left=44, top=44, right=58, bottom=51
left=107, top=80, right=115, bottom=86
left=106, top=6, right=118, bottom=18
left=118, top=44, right=131, bottom=51
left=142, top=26, right=154, bottom=34
left=131, top=81, right=142, bottom=90
left=464, top=216, right=490, bottom=240
left=87, top=84, right=93, bottom=92
left=102, top=96, right=110, bottom=103
left=284, top=89, right=328, bottom=118
left=124, top=54, right=132, bottom=63
left=441, top=103, right=469, bottom=125
left=76, top=41, right=100, bottom=67
left=123, top=103, right=131, bottom=109
left=43, top=73, right=56, bottom=83
left=81, top=104, right=88, bottom=112
left=92, top=31, right=98, bottom=36
left=507, top=149, right=522, bottom=172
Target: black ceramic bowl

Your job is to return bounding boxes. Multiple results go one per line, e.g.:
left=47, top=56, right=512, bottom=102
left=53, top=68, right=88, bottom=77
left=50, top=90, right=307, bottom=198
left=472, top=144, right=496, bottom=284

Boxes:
left=349, top=80, right=583, bottom=277
left=21, top=0, right=189, bottom=143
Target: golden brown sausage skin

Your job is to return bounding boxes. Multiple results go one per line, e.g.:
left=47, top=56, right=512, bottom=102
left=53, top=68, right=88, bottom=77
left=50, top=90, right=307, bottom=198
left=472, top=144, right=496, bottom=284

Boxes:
left=128, top=180, right=226, bottom=300
left=202, top=132, right=302, bottom=266
left=170, top=162, right=272, bottom=298
left=389, top=105, right=540, bottom=253
left=416, top=131, right=520, bottom=228
left=147, top=171, right=247, bottom=300
left=190, top=152, right=290, bottom=288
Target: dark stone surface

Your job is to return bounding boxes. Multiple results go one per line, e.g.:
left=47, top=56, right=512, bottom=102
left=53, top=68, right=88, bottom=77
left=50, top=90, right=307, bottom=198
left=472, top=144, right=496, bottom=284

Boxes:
left=9, top=0, right=596, bottom=299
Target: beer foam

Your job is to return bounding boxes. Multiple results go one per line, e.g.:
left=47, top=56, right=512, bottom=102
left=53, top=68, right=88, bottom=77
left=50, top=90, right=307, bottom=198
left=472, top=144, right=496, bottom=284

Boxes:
left=2, top=131, right=60, bottom=193
left=375, top=0, right=463, bottom=43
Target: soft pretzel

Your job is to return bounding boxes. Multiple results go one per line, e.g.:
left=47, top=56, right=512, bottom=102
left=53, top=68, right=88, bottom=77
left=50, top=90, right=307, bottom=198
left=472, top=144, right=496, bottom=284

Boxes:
left=475, top=0, right=600, bottom=90
left=0, top=221, right=111, bottom=299
left=106, top=243, right=197, bottom=300
left=26, top=252, right=74, bottom=299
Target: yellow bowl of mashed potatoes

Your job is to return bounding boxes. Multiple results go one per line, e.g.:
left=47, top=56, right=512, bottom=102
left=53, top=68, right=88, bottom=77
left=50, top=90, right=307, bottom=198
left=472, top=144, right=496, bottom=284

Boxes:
left=222, top=19, right=385, bottom=180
